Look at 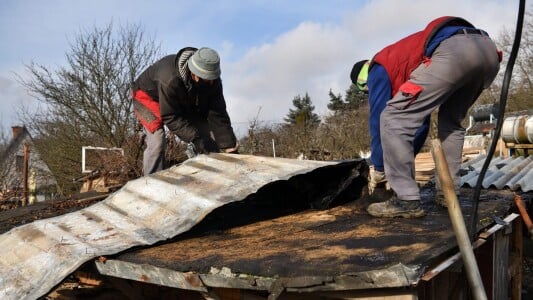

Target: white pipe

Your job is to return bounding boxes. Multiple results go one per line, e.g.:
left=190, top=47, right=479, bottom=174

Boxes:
left=466, top=115, right=474, bottom=132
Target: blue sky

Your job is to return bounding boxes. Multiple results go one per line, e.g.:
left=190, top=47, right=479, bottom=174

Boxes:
left=0, top=0, right=521, bottom=139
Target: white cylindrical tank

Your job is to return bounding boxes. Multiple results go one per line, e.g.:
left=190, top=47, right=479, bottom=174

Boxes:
left=501, top=115, right=532, bottom=144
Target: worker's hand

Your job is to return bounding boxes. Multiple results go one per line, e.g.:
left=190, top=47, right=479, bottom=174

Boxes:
left=185, top=138, right=208, bottom=158
left=193, top=138, right=208, bottom=154
left=223, top=142, right=239, bottom=154
left=368, top=170, right=389, bottom=194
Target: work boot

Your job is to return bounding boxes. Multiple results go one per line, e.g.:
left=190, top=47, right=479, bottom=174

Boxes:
left=435, top=191, right=447, bottom=208
left=367, top=197, right=425, bottom=218
left=435, top=189, right=461, bottom=208
left=368, top=170, right=389, bottom=195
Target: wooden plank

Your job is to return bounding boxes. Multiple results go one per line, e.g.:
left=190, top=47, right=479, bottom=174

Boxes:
left=422, top=214, right=519, bottom=283
left=478, top=213, right=519, bottom=239
left=510, top=218, right=523, bottom=300
left=281, top=290, right=417, bottom=299
left=95, top=259, right=208, bottom=292
left=420, top=239, right=486, bottom=282
left=200, top=272, right=276, bottom=291
left=414, top=151, right=475, bottom=183
left=493, top=229, right=509, bottom=300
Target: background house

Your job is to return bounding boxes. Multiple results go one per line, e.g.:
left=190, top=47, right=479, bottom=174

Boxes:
left=0, top=126, right=57, bottom=204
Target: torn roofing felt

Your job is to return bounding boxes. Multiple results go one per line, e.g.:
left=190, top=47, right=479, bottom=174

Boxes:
left=0, top=153, right=366, bottom=300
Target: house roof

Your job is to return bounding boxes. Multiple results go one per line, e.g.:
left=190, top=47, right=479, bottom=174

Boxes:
left=461, top=154, right=533, bottom=192
left=0, top=126, right=31, bottom=167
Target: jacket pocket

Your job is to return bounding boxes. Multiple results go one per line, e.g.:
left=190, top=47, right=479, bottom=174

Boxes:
left=394, top=81, right=424, bottom=110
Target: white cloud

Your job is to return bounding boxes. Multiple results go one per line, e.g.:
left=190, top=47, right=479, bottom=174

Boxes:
left=223, top=0, right=519, bottom=137
left=0, top=75, right=37, bottom=131
left=0, top=0, right=522, bottom=139
left=224, top=21, right=355, bottom=133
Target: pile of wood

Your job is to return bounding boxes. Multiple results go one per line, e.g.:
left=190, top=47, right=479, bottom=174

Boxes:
left=415, top=152, right=436, bottom=184
left=414, top=149, right=478, bottom=184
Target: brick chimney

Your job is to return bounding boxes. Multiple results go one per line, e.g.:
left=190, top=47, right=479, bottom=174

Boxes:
left=11, top=126, right=24, bottom=139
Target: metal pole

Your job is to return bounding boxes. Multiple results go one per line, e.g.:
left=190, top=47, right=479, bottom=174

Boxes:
left=514, top=194, right=533, bottom=237
left=431, top=139, right=487, bottom=300
left=22, top=143, right=30, bottom=206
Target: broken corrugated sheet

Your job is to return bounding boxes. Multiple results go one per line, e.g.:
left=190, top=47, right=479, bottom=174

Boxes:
left=461, top=154, right=533, bottom=192
left=0, top=154, right=359, bottom=300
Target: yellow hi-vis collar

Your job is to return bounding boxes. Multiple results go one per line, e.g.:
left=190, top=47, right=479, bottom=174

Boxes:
left=356, top=61, right=370, bottom=92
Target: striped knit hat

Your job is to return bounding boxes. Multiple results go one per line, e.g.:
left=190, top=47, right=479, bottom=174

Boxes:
left=187, top=47, right=221, bottom=80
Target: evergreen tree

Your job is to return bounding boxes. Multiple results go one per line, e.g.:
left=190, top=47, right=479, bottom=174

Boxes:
left=327, top=85, right=368, bottom=113
left=327, top=89, right=344, bottom=111
left=284, top=92, right=321, bottom=126
left=344, top=84, right=368, bottom=110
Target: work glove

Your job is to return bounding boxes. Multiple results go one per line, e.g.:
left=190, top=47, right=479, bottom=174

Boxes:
left=368, top=170, right=390, bottom=195
left=185, top=137, right=208, bottom=158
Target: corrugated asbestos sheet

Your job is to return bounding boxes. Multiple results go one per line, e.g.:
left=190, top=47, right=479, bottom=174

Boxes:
left=0, top=154, right=357, bottom=300
left=461, top=154, right=533, bottom=192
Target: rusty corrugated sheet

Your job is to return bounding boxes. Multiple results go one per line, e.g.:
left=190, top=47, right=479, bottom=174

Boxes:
left=461, top=154, right=533, bottom=192
left=0, top=154, right=356, bottom=300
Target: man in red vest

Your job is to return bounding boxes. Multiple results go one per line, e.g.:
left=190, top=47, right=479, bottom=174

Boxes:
left=132, top=47, right=238, bottom=175
left=351, top=16, right=501, bottom=218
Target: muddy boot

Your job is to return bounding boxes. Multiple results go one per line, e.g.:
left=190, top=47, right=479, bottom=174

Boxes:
left=367, top=197, right=425, bottom=218
left=435, top=189, right=462, bottom=208
left=371, top=184, right=394, bottom=199
left=435, top=191, right=447, bottom=208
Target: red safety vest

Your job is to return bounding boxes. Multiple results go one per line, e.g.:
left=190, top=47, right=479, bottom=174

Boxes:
left=372, top=16, right=474, bottom=95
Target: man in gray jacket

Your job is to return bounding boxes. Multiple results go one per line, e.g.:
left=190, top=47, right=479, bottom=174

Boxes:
left=132, top=47, right=238, bottom=175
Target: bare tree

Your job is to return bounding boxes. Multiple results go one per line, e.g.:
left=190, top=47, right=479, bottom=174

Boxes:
left=0, top=124, right=9, bottom=155
left=319, top=107, right=370, bottom=160
left=491, top=10, right=533, bottom=113
left=16, top=22, right=161, bottom=194
left=321, top=85, right=371, bottom=160
left=0, top=125, right=13, bottom=195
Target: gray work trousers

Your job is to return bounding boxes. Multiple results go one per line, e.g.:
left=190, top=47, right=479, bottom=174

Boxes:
left=142, top=121, right=220, bottom=175
left=381, top=32, right=500, bottom=200
left=143, top=127, right=166, bottom=175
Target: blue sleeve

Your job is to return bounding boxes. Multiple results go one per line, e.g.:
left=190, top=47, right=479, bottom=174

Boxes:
left=366, top=64, right=391, bottom=172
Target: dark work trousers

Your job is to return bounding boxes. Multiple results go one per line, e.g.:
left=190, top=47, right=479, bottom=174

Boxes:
left=380, top=32, right=500, bottom=200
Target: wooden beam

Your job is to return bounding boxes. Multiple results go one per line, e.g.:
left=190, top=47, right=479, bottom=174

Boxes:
left=420, top=213, right=520, bottom=283
left=510, top=216, right=523, bottom=300
left=95, top=259, right=208, bottom=292
left=492, top=226, right=510, bottom=299
left=22, top=143, right=29, bottom=206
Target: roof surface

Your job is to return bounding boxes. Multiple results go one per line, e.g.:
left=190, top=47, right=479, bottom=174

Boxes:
left=103, top=186, right=514, bottom=293
left=0, top=154, right=360, bottom=300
